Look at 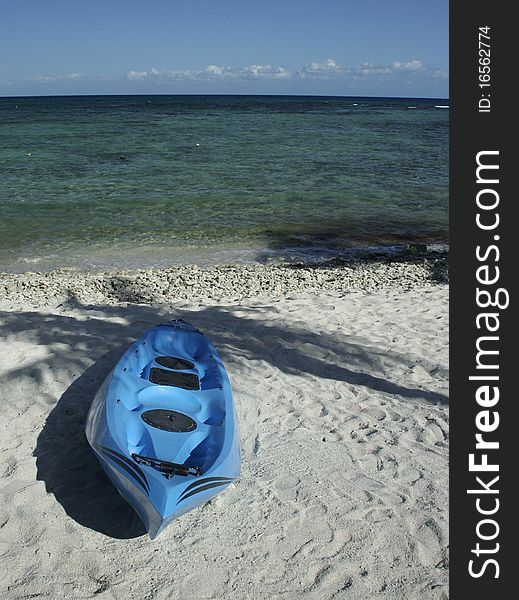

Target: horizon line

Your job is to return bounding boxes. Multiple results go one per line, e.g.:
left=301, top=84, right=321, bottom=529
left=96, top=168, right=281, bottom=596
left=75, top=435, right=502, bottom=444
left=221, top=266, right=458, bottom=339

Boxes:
left=0, top=92, right=449, bottom=100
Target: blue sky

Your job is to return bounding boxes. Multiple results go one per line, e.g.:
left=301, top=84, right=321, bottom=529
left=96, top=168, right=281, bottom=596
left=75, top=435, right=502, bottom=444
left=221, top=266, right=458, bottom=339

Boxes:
left=0, top=0, right=448, bottom=97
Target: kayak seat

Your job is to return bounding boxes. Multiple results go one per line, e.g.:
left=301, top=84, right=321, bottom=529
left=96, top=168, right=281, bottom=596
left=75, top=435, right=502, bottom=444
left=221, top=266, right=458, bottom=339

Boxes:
left=149, top=367, right=200, bottom=391
left=155, top=356, right=195, bottom=371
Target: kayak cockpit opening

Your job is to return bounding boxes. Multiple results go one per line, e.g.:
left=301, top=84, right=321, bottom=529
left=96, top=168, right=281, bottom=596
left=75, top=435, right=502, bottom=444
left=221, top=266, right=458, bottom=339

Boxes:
left=132, top=453, right=200, bottom=479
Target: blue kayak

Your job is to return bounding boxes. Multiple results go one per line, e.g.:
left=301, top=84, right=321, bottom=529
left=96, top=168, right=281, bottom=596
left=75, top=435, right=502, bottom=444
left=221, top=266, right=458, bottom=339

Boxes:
left=85, top=319, right=240, bottom=539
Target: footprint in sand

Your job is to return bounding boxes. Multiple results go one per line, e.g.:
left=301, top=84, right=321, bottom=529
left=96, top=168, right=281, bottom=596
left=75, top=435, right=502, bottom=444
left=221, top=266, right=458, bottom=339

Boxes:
left=2, top=456, right=17, bottom=478
left=363, top=406, right=387, bottom=421
left=276, top=505, right=333, bottom=561
left=411, top=518, right=446, bottom=567
left=273, top=475, right=300, bottom=502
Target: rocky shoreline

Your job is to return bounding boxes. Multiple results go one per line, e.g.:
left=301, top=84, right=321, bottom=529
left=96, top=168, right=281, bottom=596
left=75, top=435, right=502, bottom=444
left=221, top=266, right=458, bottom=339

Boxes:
left=0, top=251, right=448, bottom=307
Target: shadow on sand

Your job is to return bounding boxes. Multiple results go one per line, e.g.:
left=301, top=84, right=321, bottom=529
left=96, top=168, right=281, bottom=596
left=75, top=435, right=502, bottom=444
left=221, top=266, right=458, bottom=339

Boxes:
left=35, top=350, right=148, bottom=539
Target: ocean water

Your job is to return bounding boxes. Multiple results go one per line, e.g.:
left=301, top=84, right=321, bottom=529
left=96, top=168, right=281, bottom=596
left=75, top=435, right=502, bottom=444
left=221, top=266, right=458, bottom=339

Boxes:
left=0, top=95, right=448, bottom=272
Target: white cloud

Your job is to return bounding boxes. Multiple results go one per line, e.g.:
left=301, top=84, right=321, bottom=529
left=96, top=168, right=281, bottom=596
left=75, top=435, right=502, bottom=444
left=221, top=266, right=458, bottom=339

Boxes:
left=429, top=67, right=449, bottom=79
left=274, top=66, right=291, bottom=79
left=127, top=70, right=149, bottom=80
left=28, top=72, right=83, bottom=83
left=298, top=58, right=344, bottom=79
left=305, top=59, right=340, bottom=71
left=127, top=67, right=194, bottom=81
left=206, top=65, right=225, bottom=76
left=357, top=63, right=392, bottom=75
left=245, top=64, right=273, bottom=76
left=392, top=59, right=424, bottom=71
left=200, top=64, right=292, bottom=80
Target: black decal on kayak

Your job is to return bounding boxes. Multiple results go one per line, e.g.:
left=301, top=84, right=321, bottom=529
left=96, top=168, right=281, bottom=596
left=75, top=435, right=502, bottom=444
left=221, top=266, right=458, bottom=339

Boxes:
left=95, top=444, right=149, bottom=485
left=94, top=444, right=149, bottom=494
left=178, top=476, right=234, bottom=501
left=177, top=480, right=231, bottom=505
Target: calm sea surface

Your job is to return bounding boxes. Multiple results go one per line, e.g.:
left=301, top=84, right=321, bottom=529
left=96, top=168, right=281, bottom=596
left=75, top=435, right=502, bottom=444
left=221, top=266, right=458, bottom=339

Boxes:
left=0, top=95, right=448, bottom=271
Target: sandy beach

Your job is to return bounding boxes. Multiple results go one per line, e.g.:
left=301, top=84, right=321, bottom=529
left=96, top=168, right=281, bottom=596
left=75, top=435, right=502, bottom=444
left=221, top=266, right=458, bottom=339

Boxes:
left=0, top=255, right=449, bottom=599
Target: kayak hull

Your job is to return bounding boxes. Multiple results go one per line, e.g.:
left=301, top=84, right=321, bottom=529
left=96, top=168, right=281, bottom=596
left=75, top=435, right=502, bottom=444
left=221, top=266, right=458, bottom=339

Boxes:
left=85, top=320, right=240, bottom=538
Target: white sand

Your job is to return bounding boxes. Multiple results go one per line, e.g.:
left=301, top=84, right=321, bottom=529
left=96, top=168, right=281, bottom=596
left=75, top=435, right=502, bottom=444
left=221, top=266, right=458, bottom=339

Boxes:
left=0, top=262, right=448, bottom=599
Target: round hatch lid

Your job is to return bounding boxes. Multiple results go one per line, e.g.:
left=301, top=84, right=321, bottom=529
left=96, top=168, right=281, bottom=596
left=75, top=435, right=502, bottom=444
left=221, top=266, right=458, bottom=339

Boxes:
left=141, top=409, right=197, bottom=433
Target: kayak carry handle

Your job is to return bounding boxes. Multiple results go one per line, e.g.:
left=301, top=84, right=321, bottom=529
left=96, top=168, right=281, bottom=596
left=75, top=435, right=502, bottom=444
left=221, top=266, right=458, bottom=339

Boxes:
left=132, top=453, right=200, bottom=479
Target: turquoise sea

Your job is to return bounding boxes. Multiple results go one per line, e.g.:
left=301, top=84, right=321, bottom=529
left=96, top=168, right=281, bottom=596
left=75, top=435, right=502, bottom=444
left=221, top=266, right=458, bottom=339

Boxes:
left=0, top=95, right=448, bottom=272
